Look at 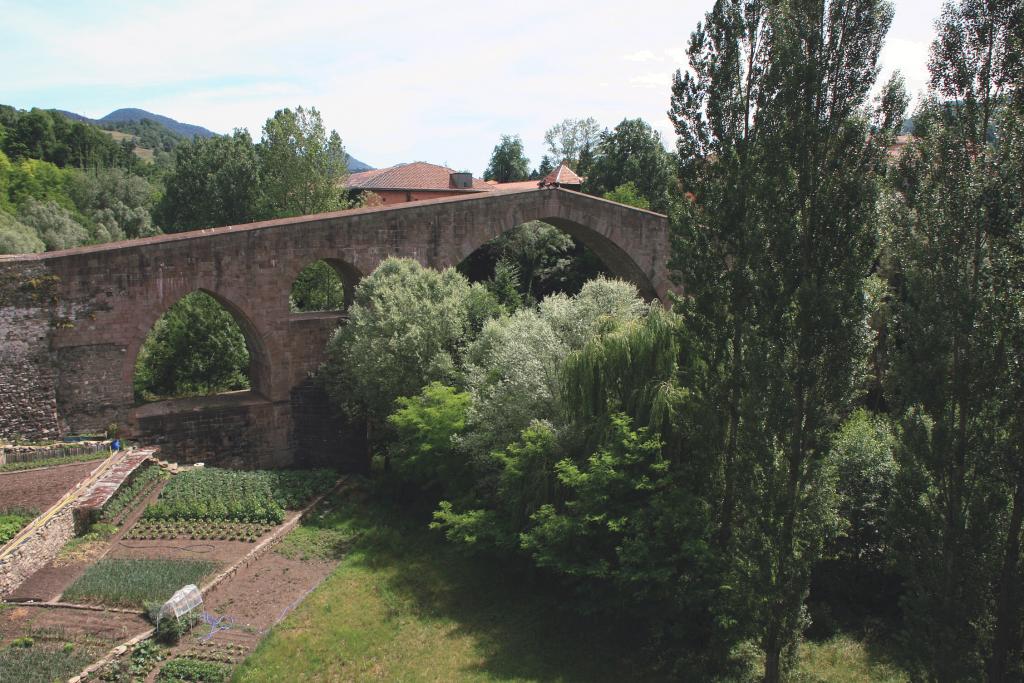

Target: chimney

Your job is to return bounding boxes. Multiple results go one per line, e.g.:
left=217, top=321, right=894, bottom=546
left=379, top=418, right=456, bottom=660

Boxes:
left=449, top=172, right=472, bottom=189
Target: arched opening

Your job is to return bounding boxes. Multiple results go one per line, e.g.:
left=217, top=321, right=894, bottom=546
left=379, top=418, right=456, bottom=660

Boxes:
left=289, top=259, right=359, bottom=313
left=457, top=220, right=612, bottom=305
left=133, top=290, right=267, bottom=403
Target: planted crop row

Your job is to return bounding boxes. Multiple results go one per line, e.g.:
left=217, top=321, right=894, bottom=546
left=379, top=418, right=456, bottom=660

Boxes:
left=157, top=657, right=231, bottom=683
left=100, top=465, right=168, bottom=525
left=141, top=468, right=335, bottom=525
left=62, top=558, right=217, bottom=608
left=126, top=519, right=273, bottom=543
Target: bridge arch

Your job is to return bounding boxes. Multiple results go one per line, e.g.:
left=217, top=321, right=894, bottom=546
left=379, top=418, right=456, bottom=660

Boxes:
left=441, top=190, right=668, bottom=302
left=286, top=257, right=363, bottom=312
left=126, top=287, right=274, bottom=401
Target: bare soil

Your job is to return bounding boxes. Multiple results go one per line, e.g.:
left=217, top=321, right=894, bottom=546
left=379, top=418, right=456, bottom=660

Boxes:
left=0, top=604, right=149, bottom=648
left=108, top=511, right=300, bottom=565
left=0, top=460, right=103, bottom=512
left=165, top=551, right=337, bottom=670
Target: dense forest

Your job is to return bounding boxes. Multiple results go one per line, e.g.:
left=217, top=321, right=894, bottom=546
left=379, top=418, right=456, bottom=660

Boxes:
left=6, top=0, right=1024, bottom=678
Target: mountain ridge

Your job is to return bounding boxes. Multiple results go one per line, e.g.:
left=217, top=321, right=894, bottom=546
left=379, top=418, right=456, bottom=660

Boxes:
left=54, top=107, right=373, bottom=171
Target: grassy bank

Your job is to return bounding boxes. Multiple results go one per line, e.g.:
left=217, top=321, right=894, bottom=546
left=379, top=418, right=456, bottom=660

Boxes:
left=235, top=488, right=909, bottom=682
left=235, top=493, right=636, bottom=682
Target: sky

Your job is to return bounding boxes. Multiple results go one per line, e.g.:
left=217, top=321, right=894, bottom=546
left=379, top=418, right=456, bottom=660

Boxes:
left=0, top=0, right=941, bottom=175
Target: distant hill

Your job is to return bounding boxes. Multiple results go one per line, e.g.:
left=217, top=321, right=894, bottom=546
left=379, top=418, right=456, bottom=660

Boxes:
left=55, top=107, right=374, bottom=171
left=346, top=155, right=373, bottom=172
left=99, top=108, right=217, bottom=139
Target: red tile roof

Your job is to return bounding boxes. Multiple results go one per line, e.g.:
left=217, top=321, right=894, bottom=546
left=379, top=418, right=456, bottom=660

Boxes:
left=542, top=162, right=583, bottom=187
left=491, top=179, right=543, bottom=191
left=345, top=162, right=491, bottom=192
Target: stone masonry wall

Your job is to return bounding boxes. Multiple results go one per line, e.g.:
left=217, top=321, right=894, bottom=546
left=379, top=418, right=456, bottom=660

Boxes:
left=0, top=503, right=75, bottom=596
left=134, top=396, right=291, bottom=469
left=0, top=263, right=60, bottom=441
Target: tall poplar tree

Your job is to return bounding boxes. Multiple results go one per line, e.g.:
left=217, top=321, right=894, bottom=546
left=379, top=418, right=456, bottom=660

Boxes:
left=887, top=0, right=1024, bottom=678
left=670, top=0, right=900, bottom=679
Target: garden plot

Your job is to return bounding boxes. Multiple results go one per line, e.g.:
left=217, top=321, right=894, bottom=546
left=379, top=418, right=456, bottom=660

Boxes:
left=8, top=462, right=169, bottom=603
left=2, top=466, right=343, bottom=682
left=0, top=606, right=150, bottom=683
left=0, top=458, right=106, bottom=512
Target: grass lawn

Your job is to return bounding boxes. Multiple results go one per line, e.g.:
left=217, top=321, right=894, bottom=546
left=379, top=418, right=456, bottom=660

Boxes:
left=235, top=493, right=637, bottom=683
left=796, top=635, right=909, bottom=683
left=62, top=558, right=217, bottom=608
left=235, top=489, right=910, bottom=683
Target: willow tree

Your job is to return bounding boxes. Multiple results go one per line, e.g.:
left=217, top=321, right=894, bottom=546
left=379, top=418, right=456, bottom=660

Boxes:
left=670, top=0, right=902, bottom=678
left=887, top=0, right=1024, bottom=678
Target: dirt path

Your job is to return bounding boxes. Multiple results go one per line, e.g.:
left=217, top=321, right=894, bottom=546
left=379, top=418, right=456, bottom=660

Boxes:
left=0, top=459, right=105, bottom=512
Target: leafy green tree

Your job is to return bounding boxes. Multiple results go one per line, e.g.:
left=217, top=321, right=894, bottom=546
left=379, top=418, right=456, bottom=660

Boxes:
left=67, top=168, right=160, bottom=239
left=258, top=106, right=348, bottom=217
left=321, top=258, right=497, bottom=433
left=484, top=134, right=530, bottom=182
left=290, top=261, right=347, bottom=312
left=886, top=1, right=1024, bottom=677
left=0, top=210, right=44, bottom=254
left=17, top=199, right=89, bottom=251
left=588, top=119, right=674, bottom=212
left=6, top=158, right=73, bottom=209
left=670, top=0, right=900, bottom=678
left=486, top=257, right=523, bottom=312
left=491, top=221, right=574, bottom=302
left=387, top=382, right=472, bottom=495
left=159, top=130, right=262, bottom=232
left=133, top=291, right=251, bottom=401
left=601, top=182, right=650, bottom=210
left=543, top=117, right=601, bottom=170
left=829, top=410, right=898, bottom=571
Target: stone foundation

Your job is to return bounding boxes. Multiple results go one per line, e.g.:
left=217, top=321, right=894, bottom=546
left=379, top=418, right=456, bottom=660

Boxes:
left=0, top=504, right=76, bottom=597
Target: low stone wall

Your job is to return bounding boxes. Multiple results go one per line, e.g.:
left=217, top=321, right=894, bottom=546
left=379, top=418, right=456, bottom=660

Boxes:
left=132, top=393, right=291, bottom=469
left=0, top=503, right=76, bottom=596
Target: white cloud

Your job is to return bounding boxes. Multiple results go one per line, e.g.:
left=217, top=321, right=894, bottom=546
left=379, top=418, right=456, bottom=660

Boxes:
left=624, top=50, right=661, bottom=62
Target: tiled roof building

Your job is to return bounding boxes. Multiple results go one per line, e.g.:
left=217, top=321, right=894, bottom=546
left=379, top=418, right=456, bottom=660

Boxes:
left=345, top=162, right=492, bottom=204
left=345, top=160, right=584, bottom=205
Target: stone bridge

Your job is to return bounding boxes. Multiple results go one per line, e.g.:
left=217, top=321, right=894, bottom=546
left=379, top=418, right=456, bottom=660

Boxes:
left=0, top=187, right=672, bottom=470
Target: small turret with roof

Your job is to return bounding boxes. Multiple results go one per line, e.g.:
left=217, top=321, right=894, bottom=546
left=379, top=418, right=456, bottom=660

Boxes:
left=540, top=162, right=584, bottom=188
